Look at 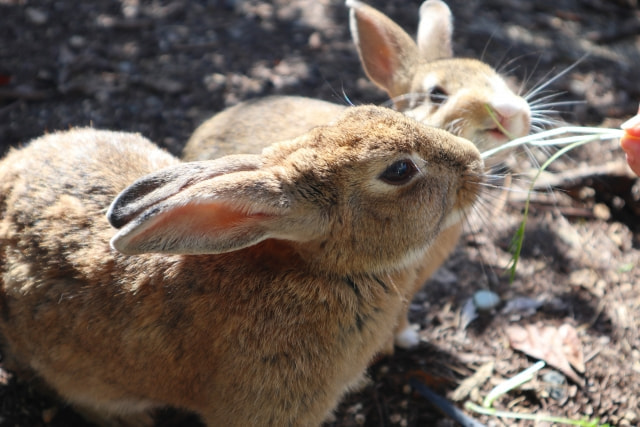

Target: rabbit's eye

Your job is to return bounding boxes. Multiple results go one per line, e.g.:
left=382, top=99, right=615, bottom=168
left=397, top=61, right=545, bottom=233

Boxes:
left=429, top=86, right=448, bottom=105
left=379, top=159, right=418, bottom=185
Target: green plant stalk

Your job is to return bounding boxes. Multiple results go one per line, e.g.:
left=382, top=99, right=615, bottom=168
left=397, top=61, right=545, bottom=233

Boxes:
left=465, top=401, right=609, bottom=427
left=485, top=104, right=516, bottom=140
left=507, top=135, right=600, bottom=282
left=480, top=127, right=623, bottom=160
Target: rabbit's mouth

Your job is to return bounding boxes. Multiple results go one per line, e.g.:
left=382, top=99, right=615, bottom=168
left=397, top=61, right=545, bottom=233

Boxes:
left=485, top=127, right=509, bottom=142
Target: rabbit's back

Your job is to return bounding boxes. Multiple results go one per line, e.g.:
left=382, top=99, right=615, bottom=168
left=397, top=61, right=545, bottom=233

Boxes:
left=184, top=95, right=346, bottom=161
left=0, top=129, right=178, bottom=283
left=0, top=129, right=184, bottom=418
left=0, top=129, right=178, bottom=215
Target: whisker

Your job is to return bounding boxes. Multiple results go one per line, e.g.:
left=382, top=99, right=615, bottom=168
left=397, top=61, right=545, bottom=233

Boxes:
left=530, top=104, right=584, bottom=115
left=530, top=118, right=562, bottom=128
left=476, top=183, right=547, bottom=198
left=514, top=53, right=544, bottom=96
left=527, top=92, right=567, bottom=107
left=323, top=78, right=357, bottom=107
left=480, top=30, right=498, bottom=63
left=498, top=63, right=521, bottom=78
left=530, top=109, right=570, bottom=116
left=496, top=51, right=541, bottom=78
left=529, top=121, right=563, bottom=132
left=462, top=200, right=509, bottom=287
left=523, top=54, right=588, bottom=102
left=388, top=92, right=429, bottom=104
left=341, top=90, right=355, bottom=107
left=526, top=88, right=567, bottom=102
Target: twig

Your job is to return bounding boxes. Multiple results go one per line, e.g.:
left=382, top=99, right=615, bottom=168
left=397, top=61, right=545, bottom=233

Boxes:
left=409, top=377, right=486, bottom=427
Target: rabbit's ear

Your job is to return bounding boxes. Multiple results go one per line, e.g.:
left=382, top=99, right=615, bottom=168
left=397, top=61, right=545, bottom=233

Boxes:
left=108, top=156, right=316, bottom=255
left=108, top=155, right=263, bottom=228
left=416, top=0, right=453, bottom=60
left=347, top=0, right=420, bottom=98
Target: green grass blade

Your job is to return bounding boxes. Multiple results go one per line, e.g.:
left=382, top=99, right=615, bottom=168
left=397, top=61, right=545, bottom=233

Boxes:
left=507, top=135, right=600, bottom=282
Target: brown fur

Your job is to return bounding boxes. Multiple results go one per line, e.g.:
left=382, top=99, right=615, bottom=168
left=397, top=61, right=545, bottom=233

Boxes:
left=182, top=0, right=529, bottom=350
left=0, top=106, right=483, bottom=426
left=185, top=96, right=345, bottom=161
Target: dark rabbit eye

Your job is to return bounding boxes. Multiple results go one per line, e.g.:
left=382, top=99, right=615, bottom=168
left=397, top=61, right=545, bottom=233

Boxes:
left=429, top=86, right=448, bottom=105
left=379, top=159, right=418, bottom=185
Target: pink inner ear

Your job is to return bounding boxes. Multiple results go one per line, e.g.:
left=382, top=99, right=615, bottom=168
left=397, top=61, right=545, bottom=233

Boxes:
left=161, top=202, right=272, bottom=232
left=125, top=201, right=273, bottom=251
left=357, top=14, right=395, bottom=87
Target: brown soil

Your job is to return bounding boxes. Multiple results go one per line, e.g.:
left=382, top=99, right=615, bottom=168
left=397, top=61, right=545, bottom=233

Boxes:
left=1, top=0, right=639, bottom=426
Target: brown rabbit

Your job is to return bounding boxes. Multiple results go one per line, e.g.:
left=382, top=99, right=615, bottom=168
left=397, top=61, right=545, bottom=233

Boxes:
left=183, top=0, right=529, bottom=349
left=0, top=106, right=484, bottom=426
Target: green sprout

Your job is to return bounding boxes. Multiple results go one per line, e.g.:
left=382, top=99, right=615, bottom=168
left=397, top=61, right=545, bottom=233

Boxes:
left=459, top=119, right=624, bottom=426
left=479, top=126, right=624, bottom=282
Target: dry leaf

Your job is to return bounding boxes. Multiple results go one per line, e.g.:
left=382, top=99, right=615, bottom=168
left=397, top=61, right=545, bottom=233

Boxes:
left=558, top=324, right=585, bottom=373
left=506, top=323, right=584, bottom=385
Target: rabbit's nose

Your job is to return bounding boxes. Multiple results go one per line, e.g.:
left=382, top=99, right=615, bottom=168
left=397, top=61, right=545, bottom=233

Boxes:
left=488, top=96, right=531, bottom=138
left=490, top=95, right=530, bottom=120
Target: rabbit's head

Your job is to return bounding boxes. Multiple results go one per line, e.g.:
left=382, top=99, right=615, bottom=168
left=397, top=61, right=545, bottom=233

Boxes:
left=348, top=0, right=531, bottom=162
left=110, top=106, right=483, bottom=275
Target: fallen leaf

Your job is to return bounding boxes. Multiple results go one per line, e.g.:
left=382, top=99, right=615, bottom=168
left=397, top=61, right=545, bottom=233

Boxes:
left=558, top=323, right=585, bottom=373
left=506, top=323, right=584, bottom=386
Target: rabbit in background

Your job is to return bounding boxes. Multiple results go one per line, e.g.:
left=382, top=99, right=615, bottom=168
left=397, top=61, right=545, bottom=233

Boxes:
left=183, top=0, right=531, bottom=350
left=0, top=106, right=484, bottom=426
left=183, top=0, right=531, bottom=164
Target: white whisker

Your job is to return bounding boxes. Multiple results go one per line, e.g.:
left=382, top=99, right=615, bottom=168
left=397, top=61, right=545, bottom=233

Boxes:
left=523, top=54, right=587, bottom=102
left=527, top=93, right=570, bottom=107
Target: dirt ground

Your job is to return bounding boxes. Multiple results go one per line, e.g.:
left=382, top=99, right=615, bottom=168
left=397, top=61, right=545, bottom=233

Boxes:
left=1, top=0, right=639, bottom=426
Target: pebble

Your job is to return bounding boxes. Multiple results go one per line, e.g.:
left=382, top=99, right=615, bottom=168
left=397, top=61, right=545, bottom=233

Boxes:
left=204, top=73, right=227, bottom=91
left=593, top=203, right=611, bottom=220
left=69, top=35, right=86, bottom=48
left=623, top=411, right=638, bottom=424
left=542, top=370, right=566, bottom=401
left=473, top=289, right=500, bottom=311
left=308, top=31, right=322, bottom=50
left=26, top=7, right=48, bottom=25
